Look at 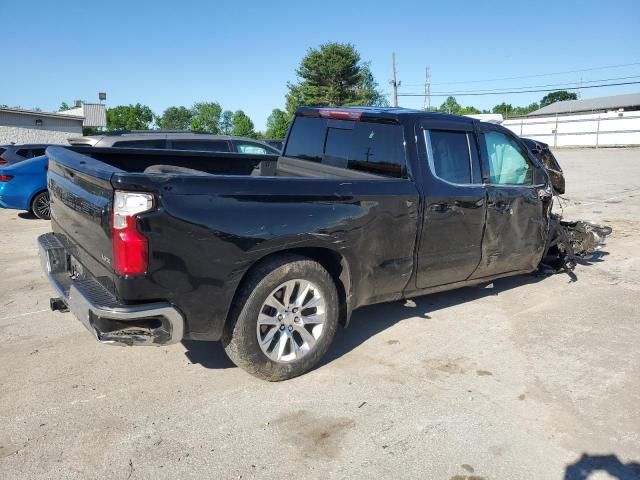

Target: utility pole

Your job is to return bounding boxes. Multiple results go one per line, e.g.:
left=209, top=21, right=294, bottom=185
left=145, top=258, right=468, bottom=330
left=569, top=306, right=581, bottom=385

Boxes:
left=389, top=52, right=401, bottom=107
left=578, top=77, right=583, bottom=99
left=423, top=66, right=431, bottom=110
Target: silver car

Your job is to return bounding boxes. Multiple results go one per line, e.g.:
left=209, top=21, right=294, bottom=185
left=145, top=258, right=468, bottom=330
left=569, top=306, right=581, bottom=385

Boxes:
left=67, top=132, right=281, bottom=155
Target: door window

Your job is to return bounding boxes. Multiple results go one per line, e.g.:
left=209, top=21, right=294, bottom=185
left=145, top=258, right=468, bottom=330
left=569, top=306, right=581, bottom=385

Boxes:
left=483, top=131, right=532, bottom=185
left=426, top=130, right=472, bottom=184
left=113, top=139, right=167, bottom=149
left=170, top=140, right=230, bottom=152
left=236, top=143, right=270, bottom=155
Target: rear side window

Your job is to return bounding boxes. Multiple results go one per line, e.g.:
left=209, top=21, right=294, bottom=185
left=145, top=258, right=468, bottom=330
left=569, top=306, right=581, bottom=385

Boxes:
left=113, top=139, right=167, bottom=149
left=15, top=149, right=33, bottom=158
left=170, top=140, right=230, bottom=152
left=426, top=130, right=472, bottom=184
left=285, top=116, right=406, bottom=178
left=31, top=148, right=46, bottom=157
left=0, top=148, right=6, bottom=156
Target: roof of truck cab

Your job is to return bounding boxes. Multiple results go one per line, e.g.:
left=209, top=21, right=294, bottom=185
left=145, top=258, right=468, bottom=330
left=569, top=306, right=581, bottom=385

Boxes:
left=296, top=106, right=475, bottom=124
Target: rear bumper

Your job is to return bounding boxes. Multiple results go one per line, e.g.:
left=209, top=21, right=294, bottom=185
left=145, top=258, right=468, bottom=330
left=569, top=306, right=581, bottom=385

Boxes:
left=38, top=232, right=184, bottom=346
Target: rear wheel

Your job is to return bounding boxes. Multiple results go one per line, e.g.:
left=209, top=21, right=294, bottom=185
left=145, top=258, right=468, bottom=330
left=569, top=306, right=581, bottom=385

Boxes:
left=31, top=191, right=50, bottom=220
left=223, top=255, right=339, bottom=381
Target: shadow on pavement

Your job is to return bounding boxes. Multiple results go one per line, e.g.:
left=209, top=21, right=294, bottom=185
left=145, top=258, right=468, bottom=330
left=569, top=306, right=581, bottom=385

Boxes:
left=320, top=273, right=544, bottom=367
left=564, top=454, right=640, bottom=480
left=17, top=212, right=38, bottom=220
left=181, top=258, right=608, bottom=372
left=182, top=340, right=235, bottom=369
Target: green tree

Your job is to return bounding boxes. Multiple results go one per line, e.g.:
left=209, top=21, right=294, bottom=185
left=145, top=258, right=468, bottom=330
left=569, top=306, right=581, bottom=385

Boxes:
left=285, top=42, right=386, bottom=115
left=219, top=110, right=234, bottom=135
left=540, top=90, right=577, bottom=108
left=157, top=106, right=192, bottom=130
left=439, top=96, right=462, bottom=114
left=459, top=105, right=481, bottom=115
left=512, top=102, right=540, bottom=116
left=231, top=110, right=256, bottom=138
left=59, top=102, right=72, bottom=111
left=492, top=102, right=514, bottom=117
left=357, top=62, right=389, bottom=107
left=190, top=102, right=222, bottom=133
left=265, top=108, right=291, bottom=139
left=106, top=104, right=154, bottom=130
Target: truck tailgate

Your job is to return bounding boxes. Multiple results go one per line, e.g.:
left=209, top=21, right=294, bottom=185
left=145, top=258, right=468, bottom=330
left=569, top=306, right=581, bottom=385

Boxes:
left=46, top=146, right=119, bottom=291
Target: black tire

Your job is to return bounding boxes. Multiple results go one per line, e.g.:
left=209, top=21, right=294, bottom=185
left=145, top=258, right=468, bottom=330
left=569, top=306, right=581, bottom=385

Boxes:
left=31, top=191, right=50, bottom=220
left=222, top=254, right=339, bottom=381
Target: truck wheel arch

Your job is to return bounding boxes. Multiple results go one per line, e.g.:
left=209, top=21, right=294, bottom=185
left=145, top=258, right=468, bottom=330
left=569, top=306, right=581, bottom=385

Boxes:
left=227, top=247, right=353, bottom=329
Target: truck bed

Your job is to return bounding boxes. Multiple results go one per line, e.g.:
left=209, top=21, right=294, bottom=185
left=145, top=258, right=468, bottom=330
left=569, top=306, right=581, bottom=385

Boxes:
left=44, top=145, right=419, bottom=341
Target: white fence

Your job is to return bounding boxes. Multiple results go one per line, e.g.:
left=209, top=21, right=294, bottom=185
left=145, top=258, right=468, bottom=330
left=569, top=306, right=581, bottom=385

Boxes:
left=503, top=110, right=640, bottom=147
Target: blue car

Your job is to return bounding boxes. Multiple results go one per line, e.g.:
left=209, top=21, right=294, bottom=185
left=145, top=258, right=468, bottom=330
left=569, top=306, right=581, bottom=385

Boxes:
left=0, top=155, right=50, bottom=219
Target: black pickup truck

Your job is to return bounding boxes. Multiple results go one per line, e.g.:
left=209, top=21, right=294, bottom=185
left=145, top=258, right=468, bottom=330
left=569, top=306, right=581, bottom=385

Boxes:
left=38, top=107, right=605, bottom=380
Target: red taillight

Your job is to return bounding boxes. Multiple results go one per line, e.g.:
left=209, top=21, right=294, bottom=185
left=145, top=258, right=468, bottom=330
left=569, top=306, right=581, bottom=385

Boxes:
left=0, top=159, right=7, bottom=164
left=113, top=215, right=149, bottom=275
left=112, top=191, right=154, bottom=276
left=318, top=109, right=363, bottom=121
left=0, top=174, right=13, bottom=182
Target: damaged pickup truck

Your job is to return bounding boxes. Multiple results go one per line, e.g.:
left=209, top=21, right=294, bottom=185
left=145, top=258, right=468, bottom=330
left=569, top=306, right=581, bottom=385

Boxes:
left=38, top=107, right=609, bottom=380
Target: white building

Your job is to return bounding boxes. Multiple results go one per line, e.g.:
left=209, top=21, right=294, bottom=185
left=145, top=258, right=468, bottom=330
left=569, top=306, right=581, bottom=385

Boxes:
left=0, top=103, right=106, bottom=144
left=502, top=93, right=640, bottom=147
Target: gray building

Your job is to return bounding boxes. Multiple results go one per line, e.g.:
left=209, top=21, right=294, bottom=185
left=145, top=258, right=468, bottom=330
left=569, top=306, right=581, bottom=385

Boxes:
left=0, top=103, right=106, bottom=144
left=528, top=92, right=640, bottom=116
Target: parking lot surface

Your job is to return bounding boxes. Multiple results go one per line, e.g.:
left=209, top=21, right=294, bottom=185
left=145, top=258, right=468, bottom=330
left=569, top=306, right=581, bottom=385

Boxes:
left=1, top=148, right=639, bottom=479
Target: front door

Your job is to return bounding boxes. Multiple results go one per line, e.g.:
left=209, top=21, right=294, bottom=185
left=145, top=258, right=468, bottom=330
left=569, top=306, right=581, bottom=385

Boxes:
left=416, top=120, right=487, bottom=289
left=470, top=126, right=550, bottom=279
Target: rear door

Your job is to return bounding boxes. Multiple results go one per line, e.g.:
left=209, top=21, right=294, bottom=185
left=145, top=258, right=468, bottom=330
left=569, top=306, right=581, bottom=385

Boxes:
left=416, top=119, right=487, bottom=288
left=470, top=125, right=549, bottom=278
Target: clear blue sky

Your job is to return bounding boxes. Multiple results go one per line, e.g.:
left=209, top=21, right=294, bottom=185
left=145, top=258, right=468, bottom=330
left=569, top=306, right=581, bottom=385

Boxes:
left=1, top=0, right=639, bottom=130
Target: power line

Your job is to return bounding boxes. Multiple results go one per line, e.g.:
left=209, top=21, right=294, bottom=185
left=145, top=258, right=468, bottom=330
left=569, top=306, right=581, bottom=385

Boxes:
left=400, top=61, right=640, bottom=87
left=399, top=74, right=640, bottom=96
left=396, top=80, right=640, bottom=97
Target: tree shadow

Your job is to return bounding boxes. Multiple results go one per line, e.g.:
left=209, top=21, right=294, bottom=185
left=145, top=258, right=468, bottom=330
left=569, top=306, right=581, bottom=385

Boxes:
left=565, top=454, right=640, bottom=480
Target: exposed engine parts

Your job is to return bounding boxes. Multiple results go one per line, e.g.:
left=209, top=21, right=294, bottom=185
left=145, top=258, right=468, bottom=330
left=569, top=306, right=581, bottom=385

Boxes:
left=540, top=213, right=612, bottom=274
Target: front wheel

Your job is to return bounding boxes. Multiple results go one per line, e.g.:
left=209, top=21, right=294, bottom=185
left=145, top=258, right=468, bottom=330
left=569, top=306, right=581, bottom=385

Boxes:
left=31, top=191, right=50, bottom=220
left=223, top=255, right=339, bottom=381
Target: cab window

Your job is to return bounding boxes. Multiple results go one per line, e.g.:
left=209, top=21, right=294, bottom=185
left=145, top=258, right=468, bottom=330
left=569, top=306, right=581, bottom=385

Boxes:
left=483, top=131, right=533, bottom=185
left=285, top=116, right=406, bottom=178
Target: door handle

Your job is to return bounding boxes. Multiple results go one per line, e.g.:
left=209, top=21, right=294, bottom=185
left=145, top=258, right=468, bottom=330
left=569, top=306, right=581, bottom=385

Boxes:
left=430, top=203, right=451, bottom=213
left=489, top=200, right=511, bottom=214
left=430, top=202, right=463, bottom=214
